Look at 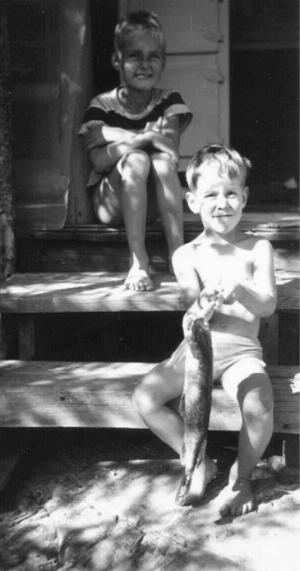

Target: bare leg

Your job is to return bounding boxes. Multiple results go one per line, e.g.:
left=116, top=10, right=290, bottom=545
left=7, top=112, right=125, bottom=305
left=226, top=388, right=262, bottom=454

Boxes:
left=133, top=355, right=217, bottom=498
left=217, top=374, right=274, bottom=517
left=133, top=360, right=185, bottom=455
left=151, top=153, right=183, bottom=271
left=118, top=152, right=155, bottom=291
left=187, top=457, right=217, bottom=500
left=93, top=151, right=154, bottom=291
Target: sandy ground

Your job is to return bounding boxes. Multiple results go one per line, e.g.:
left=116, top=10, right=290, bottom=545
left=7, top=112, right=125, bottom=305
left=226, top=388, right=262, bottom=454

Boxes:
left=0, top=430, right=299, bottom=571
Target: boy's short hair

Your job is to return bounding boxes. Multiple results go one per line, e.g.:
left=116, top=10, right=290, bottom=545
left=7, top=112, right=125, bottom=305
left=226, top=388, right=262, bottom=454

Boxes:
left=186, top=144, right=252, bottom=191
left=114, top=11, right=166, bottom=55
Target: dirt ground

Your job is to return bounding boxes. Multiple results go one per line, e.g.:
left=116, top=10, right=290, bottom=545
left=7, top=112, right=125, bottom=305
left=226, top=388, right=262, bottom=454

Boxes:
left=0, top=429, right=299, bottom=571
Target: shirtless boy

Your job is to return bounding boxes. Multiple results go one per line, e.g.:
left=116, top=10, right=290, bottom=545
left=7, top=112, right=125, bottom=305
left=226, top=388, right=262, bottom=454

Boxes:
left=79, top=11, right=192, bottom=291
left=133, top=144, right=277, bottom=517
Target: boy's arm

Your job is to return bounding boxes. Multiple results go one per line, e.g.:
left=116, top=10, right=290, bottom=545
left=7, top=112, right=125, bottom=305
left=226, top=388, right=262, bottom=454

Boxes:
left=173, top=245, right=219, bottom=321
left=85, top=121, right=178, bottom=174
left=221, top=239, right=277, bottom=317
left=172, top=245, right=201, bottom=309
left=83, top=123, right=138, bottom=150
left=145, top=115, right=180, bottom=163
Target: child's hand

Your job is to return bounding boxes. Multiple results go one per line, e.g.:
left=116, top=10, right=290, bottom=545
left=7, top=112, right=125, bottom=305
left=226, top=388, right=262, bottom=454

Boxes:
left=218, top=278, right=243, bottom=305
left=143, top=131, right=179, bottom=164
left=198, top=287, right=223, bottom=320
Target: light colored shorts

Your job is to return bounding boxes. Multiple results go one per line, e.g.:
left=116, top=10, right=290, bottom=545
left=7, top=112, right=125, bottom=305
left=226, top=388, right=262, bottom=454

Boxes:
left=168, top=331, right=266, bottom=401
left=93, top=170, right=158, bottom=223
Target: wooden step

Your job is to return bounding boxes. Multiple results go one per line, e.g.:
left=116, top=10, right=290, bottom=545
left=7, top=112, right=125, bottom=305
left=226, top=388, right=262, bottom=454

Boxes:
left=16, top=210, right=300, bottom=241
left=0, top=361, right=298, bottom=433
left=15, top=213, right=300, bottom=273
left=16, top=236, right=300, bottom=274
left=0, top=270, right=298, bottom=314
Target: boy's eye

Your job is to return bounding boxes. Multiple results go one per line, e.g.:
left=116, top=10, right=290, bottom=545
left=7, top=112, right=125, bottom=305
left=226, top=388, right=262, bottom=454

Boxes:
left=126, top=52, right=162, bottom=62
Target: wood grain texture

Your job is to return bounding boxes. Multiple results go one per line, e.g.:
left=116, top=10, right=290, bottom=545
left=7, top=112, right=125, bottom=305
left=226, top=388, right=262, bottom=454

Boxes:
left=0, top=361, right=298, bottom=433
left=0, top=270, right=298, bottom=313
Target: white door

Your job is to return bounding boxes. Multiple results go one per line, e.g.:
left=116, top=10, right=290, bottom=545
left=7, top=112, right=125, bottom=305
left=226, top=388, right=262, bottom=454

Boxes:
left=119, top=0, right=229, bottom=169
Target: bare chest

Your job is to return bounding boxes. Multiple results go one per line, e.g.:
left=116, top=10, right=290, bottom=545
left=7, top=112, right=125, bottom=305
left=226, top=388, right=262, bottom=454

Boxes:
left=194, top=245, right=254, bottom=289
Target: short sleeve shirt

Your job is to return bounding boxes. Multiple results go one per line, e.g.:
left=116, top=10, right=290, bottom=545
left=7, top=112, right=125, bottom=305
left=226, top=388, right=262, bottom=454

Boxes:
left=79, top=87, right=192, bottom=188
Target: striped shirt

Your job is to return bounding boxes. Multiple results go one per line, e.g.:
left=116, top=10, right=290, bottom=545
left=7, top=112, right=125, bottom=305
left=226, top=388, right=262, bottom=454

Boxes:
left=79, top=87, right=192, bottom=187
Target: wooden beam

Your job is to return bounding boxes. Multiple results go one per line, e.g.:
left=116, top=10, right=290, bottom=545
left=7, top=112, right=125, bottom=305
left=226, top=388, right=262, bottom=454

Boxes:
left=18, top=316, right=35, bottom=360
left=0, top=361, right=298, bottom=433
left=0, top=270, right=298, bottom=314
left=15, top=210, right=300, bottom=242
left=0, top=3, right=15, bottom=280
left=0, top=450, right=24, bottom=491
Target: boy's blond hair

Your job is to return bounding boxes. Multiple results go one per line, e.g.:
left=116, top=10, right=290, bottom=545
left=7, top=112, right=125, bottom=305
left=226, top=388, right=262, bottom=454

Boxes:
left=186, top=144, right=252, bottom=191
left=114, top=11, right=166, bottom=56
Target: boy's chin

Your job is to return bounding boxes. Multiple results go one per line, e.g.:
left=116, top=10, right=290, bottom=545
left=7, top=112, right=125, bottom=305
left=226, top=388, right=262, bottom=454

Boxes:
left=209, top=222, right=238, bottom=236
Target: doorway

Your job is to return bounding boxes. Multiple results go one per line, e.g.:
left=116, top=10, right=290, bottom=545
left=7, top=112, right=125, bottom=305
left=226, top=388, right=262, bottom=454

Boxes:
left=230, top=0, right=299, bottom=208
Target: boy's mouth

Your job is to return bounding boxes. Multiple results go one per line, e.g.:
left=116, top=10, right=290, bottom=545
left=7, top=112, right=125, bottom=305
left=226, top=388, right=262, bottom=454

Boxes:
left=135, top=73, right=152, bottom=79
left=214, top=214, right=232, bottom=218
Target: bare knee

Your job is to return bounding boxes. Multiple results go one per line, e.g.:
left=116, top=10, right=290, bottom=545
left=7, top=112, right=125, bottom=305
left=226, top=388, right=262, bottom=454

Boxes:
left=151, top=152, right=178, bottom=179
left=133, top=382, right=157, bottom=417
left=118, top=150, right=151, bottom=183
left=239, top=375, right=274, bottom=422
left=133, top=363, right=175, bottom=417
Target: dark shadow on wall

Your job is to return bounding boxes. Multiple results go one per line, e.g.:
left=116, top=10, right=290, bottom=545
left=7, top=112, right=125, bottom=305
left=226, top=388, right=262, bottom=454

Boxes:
left=90, top=0, right=119, bottom=95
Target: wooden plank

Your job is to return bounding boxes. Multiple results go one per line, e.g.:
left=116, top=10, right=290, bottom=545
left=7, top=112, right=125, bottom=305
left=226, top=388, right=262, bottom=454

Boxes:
left=15, top=233, right=299, bottom=274
left=19, top=316, right=35, bottom=360
left=0, top=270, right=298, bottom=314
left=259, top=313, right=279, bottom=365
left=0, top=451, right=24, bottom=491
left=0, top=272, right=184, bottom=313
left=59, top=0, right=93, bottom=225
left=16, top=210, right=300, bottom=242
left=0, top=361, right=298, bottom=433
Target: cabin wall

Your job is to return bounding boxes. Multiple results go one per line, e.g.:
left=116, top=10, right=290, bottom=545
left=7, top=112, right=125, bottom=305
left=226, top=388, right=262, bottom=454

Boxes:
left=8, top=0, right=93, bottom=230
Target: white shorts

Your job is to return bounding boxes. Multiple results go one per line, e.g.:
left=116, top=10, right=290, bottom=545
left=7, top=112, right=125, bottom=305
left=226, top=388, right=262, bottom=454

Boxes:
left=168, top=331, right=266, bottom=401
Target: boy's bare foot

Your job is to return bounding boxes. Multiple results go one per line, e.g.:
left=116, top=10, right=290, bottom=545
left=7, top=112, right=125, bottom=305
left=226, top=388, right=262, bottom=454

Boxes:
left=124, top=267, right=154, bottom=292
left=176, top=456, right=217, bottom=506
left=216, top=478, right=254, bottom=517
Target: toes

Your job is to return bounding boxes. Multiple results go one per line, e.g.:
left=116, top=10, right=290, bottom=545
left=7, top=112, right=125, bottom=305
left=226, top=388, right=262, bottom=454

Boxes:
left=124, top=271, right=154, bottom=292
left=220, top=499, right=254, bottom=518
left=241, top=501, right=254, bottom=516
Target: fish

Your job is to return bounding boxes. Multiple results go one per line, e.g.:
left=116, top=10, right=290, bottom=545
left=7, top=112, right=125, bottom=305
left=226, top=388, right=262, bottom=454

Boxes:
left=176, top=311, right=213, bottom=506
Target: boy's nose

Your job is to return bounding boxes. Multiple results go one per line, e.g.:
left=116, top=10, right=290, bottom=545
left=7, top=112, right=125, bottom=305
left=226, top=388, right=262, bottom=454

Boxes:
left=216, top=195, right=228, bottom=208
left=140, top=58, right=149, bottom=68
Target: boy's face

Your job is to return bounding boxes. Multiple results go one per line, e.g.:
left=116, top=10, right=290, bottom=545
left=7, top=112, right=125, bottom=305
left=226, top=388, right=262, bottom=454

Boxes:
left=186, top=162, right=248, bottom=236
left=113, top=29, right=165, bottom=93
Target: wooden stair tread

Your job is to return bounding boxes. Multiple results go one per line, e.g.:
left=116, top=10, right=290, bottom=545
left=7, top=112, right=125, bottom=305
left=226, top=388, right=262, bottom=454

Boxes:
left=16, top=211, right=300, bottom=241
left=0, top=270, right=299, bottom=313
left=0, top=361, right=298, bottom=433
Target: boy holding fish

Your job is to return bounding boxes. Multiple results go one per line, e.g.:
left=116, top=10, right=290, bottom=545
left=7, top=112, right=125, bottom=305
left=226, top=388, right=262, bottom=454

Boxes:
left=133, top=144, right=276, bottom=517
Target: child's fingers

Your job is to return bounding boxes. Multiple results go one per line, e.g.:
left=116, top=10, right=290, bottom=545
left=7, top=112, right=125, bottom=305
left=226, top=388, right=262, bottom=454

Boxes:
left=200, top=286, right=219, bottom=303
left=219, top=287, right=236, bottom=304
left=201, top=300, right=217, bottom=320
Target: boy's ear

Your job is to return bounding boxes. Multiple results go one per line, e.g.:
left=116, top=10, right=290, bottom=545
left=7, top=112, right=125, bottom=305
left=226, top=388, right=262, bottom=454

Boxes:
left=242, top=186, right=249, bottom=208
left=185, top=191, right=199, bottom=215
left=111, top=53, right=120, bottom=70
